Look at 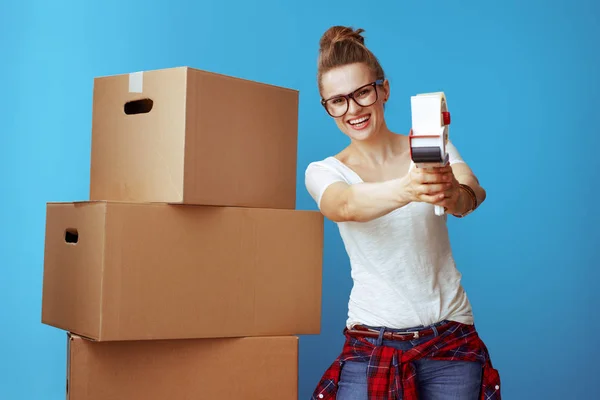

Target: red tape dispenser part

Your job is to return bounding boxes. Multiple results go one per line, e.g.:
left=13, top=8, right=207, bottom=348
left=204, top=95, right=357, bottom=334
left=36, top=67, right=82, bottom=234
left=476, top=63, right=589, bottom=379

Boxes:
left=409, top=92, right=451, bottom=216
left=442, top=111, right=451, bottom=126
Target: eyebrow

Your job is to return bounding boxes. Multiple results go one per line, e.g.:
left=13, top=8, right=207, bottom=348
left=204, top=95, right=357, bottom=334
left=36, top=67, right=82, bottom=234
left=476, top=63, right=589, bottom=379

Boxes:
left=324, top=82, right=373, bottom=100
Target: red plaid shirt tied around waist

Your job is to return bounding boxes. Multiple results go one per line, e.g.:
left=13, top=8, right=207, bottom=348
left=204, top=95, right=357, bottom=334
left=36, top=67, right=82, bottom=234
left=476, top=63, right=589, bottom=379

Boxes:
left=311, top=321, right=501, bottom=400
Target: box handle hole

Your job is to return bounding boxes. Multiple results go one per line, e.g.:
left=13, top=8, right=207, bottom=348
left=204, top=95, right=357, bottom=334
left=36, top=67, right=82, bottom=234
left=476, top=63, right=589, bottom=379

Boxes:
left=65, top=228, right=79, bottom=244
left=124, top=98, right=153, bottom=115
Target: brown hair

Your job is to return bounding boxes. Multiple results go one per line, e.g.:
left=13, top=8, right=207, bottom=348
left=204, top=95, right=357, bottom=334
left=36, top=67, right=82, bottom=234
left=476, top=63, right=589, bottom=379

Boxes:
left=317, top=26, right=385, bottom=95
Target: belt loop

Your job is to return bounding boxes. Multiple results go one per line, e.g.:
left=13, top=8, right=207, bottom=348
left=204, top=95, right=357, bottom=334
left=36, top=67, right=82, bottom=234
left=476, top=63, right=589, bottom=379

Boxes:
left=376, top=327, right=385, bottom=346
left=431, top=325, right=439, bottom=337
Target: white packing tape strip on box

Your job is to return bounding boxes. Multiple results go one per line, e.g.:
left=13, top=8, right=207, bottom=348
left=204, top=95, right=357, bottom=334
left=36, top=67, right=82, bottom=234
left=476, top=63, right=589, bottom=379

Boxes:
left=129, top=71, right=144, bottom=93
left=409, top=91, right=451, bottom=216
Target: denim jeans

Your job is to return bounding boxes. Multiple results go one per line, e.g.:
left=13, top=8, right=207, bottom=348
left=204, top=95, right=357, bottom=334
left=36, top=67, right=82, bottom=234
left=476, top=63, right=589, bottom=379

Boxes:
left=336, top=320, right=483, bottom=400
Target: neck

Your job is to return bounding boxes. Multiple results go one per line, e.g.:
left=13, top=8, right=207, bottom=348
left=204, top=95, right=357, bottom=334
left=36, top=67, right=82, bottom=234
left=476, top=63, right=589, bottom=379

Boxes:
left=348, top=125, right=403, bottom=166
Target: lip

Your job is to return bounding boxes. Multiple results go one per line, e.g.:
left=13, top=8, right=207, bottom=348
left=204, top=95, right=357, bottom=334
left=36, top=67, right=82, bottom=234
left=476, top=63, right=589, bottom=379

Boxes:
left=346, top=114, right=372, bottom=130
left=346, top=113, right=371, bottom=124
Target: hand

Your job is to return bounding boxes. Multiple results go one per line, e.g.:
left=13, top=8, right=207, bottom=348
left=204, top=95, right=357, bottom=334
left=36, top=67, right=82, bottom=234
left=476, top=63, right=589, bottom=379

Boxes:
left=402, top=164, right=455, bottom=205
left=431, top=169, right=464, bottom=215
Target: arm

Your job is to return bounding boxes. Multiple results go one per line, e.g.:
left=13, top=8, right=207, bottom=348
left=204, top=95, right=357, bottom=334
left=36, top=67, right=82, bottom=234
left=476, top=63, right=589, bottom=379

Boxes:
left=433, top=140, right=486, bottom=217
left=452, top=162, right=486, bottom=206
left=444, top=162, right=486, bottom=217
left=318, top=179, right=412, bottom=223
left=307, top=164, right=452, bottom=223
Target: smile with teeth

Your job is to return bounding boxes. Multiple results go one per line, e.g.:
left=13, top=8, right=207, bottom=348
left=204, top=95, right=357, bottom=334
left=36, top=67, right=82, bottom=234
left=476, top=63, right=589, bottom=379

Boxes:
left=348, top=115, right=371, bottom=126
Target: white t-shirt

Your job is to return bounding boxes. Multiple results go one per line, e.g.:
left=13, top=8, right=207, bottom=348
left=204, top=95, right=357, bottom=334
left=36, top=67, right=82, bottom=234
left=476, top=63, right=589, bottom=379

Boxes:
left=304, top=140, right=474, bottom=329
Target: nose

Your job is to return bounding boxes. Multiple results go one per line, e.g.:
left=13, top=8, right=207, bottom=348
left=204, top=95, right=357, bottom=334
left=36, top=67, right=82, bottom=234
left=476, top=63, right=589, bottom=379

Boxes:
left=347, top=98, right=362, bottom=115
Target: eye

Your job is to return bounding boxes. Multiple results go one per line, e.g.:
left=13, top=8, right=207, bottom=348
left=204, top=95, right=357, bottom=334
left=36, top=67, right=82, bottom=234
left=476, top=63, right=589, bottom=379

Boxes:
left=356, top=88, right=372, bottom=98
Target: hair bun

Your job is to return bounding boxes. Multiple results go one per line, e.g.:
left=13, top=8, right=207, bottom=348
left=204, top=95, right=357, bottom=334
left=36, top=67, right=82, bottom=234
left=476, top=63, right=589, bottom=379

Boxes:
left=319, top=26, right=365, bottom=52
left=316, top=25, right=385, bottom=94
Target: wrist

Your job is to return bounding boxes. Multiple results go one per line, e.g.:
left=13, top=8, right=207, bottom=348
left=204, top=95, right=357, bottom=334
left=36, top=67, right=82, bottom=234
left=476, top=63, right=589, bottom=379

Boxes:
left=396, top=175, right=415, bottom=204
left=452, top=184, right=477, bottom=217
left=458, top=187, right=470, bottom=213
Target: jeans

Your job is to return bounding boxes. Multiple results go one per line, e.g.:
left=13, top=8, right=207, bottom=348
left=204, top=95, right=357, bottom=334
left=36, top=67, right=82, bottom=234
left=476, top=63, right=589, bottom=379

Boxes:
left=336, top=320, right=483, bottom=400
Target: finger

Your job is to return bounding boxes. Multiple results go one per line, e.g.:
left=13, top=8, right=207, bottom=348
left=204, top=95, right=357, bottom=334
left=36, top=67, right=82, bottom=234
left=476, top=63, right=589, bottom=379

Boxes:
left=428, top=166, right=454, bottom=180
left=434, top=171, right=455, bottom=184
left=432, top=189, right=459, bottom=207
left=432, top=166, right=454, bottom=177
left=441, top=187, right=457, bottom=198
left=422, top=164, right=452, bottom=172
left=421, top=165, right=450, bottom=173
left=421, top=166, right=454, bottom=179
left=414, top=171, right=448, bottom=184
left=419, top=193, right=446, bottom=204
left=418, top=183, right=452, bottom=195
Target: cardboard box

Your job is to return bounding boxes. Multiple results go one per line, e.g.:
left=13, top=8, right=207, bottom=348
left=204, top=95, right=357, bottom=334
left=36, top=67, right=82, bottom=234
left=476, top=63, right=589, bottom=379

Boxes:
left=41, top=201, right=323, bottom=341
left=67, top=333, right=298, bottom=400
left=89, top=66, right=299, bottom=209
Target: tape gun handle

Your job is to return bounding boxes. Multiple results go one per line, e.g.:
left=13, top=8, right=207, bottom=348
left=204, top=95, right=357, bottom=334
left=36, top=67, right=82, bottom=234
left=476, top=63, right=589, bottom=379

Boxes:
left=416, top=164, right=447, bottom=217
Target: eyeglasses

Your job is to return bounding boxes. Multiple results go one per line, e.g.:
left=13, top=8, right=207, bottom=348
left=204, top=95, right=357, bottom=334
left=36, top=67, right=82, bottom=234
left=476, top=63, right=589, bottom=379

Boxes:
left=321, top=79, right=384, bottom=118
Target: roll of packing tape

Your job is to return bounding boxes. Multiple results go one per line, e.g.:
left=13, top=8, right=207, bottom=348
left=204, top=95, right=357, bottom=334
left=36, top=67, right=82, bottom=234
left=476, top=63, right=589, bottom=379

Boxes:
left=409, top=92, right=451, bottom=216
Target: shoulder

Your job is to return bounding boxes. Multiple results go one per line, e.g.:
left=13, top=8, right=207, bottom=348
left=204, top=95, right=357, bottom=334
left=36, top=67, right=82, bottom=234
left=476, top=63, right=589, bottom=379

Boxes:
left=304, top=156, right=349, bottom=187
left=446, top=139, right=466, bottom=165
left=304, top=156, right=350, bottom=208
left=305, top=156, right=344, bottom=174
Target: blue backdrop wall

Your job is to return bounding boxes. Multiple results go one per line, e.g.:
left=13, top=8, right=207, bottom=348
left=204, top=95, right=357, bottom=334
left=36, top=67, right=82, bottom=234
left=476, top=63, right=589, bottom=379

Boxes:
left=1, top=0, right=598, bottom=399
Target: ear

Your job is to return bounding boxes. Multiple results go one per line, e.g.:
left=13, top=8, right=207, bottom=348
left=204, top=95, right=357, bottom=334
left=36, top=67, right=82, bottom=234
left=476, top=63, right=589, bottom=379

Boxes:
left=382, top=79, right=390, bottom=102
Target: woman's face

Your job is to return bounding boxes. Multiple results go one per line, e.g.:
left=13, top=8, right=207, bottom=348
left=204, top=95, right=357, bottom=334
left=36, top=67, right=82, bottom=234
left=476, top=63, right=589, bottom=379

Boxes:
left=320, top=62, right=389, bottom=142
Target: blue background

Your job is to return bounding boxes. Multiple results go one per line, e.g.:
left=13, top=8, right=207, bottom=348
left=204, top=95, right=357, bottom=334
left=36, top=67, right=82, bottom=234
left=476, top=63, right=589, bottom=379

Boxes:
left=1, top=0, right=598, bottom=398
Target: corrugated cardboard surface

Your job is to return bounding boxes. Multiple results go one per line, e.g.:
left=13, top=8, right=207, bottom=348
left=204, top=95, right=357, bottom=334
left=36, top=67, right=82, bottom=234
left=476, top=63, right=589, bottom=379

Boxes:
left=67, top=333, right=298, bottom=400
left=89, top=66, right=299, bottom=209
left=42, top=201, right=323, bottom=341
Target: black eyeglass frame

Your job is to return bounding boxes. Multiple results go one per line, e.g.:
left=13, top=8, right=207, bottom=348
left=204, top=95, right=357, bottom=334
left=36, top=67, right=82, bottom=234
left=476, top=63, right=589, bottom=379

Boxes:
left=320, top=79, right=385, bottom=117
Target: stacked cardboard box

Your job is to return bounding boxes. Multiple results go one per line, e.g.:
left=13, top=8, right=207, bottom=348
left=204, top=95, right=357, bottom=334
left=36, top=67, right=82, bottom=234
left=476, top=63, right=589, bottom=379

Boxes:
left=41, top=66, right=324, bottom=399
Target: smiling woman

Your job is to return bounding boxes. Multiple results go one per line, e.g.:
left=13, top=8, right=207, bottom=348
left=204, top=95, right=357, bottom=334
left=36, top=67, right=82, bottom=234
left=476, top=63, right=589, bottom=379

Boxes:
left=305, top=26, right=500, bottom=400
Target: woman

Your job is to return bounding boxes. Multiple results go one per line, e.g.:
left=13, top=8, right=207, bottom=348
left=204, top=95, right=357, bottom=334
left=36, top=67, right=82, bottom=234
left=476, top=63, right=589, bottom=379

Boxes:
left=305, top=26, right=501, bottom=400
